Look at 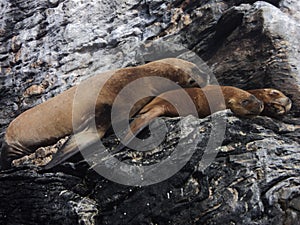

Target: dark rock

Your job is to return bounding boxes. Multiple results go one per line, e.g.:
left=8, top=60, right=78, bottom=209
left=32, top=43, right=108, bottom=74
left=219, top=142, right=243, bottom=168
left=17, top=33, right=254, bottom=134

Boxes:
left=203, top=2, right=300, bottom=116
left=0, top=0, right=300, bottom=224
left=0, top=168, right=98, bottom=225
left=1, top=113, right=299, bottom=224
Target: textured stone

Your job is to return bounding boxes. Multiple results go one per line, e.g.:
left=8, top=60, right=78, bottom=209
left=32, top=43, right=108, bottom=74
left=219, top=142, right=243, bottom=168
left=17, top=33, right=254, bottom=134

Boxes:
left=204, top=2, right=300, bottom=115
left=0, top=0, right=299, bottom=224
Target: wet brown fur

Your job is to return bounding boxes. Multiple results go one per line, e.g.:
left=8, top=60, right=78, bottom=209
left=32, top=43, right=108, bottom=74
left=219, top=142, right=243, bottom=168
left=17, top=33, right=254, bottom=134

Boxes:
left=115, top=85, right=264, bottom=151
left=1, top=58, right=206, bottom=169
left=247, top=89, right=292, bottom=117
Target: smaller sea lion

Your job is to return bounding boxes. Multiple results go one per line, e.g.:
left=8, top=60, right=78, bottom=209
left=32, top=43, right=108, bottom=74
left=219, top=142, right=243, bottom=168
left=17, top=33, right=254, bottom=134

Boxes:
left=247, top=89, right=292, bottom=117
left=113, top=85, right=264, bottom=153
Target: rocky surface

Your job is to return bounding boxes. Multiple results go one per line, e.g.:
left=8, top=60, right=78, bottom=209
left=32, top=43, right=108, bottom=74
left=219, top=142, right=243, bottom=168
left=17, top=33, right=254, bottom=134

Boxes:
left=0, top=0, right=300, bottom=224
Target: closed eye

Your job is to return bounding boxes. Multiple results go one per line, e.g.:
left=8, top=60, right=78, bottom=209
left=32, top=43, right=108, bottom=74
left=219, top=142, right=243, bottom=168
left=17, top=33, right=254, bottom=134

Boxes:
left=241, top=99, right=250, bottom=106
left=270, top=90, right=280, bottom=96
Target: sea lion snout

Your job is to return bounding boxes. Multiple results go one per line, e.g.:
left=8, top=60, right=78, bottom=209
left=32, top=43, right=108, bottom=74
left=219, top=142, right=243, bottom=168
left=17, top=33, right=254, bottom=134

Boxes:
left=276, top=97, right=292, bottom=113
left=241, top=95, right=264, bottom=116
left=248, top=104, right=264, bottom=116
left=267, top=97, right=292, bottom=115
left=249, top=95, right=264, bottom=114
left=285, top=98, right=292, bottom=112
left=266, top=93, right=292, bottom=115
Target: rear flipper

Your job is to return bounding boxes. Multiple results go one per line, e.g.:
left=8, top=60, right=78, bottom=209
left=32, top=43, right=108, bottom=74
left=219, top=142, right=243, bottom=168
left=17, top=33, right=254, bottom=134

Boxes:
left=44, top=128, right=105, bottom=170
left=0, top=141, right=32, bottom=169
left=111, top=107, right=164, bottom=154
left=1, top=142, right=14, bottom=169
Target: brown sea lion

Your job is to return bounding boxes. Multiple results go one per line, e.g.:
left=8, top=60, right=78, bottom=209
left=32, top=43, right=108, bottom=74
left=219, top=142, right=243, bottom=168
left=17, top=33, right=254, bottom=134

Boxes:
left=112, top=85, right=264, bottom=153
left=247, top=89, right=292, bottom=117
left=1, top=58, right=206, bottom=169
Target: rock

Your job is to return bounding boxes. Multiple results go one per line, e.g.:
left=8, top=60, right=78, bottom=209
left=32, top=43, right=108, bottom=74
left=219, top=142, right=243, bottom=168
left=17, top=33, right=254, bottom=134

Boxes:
left=1, top=113, right=300, bottom=224
left=203, top=2, right=300, bottom=116
left=0, top=0, right=300, bottom=224
left=279, top=0, right=300, bottom=21
left=0, top=168, right=96, bottom=225
left=22, top=80, right=49, bottom=97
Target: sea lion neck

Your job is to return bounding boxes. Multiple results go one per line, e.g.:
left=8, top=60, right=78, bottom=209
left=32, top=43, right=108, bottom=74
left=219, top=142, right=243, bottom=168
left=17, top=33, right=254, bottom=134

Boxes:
left=220, top=86, right=240, bottom=99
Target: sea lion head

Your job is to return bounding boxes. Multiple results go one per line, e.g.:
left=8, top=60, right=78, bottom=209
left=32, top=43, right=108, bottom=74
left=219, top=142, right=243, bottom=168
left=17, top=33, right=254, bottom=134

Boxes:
left=227, top=92, right=264, bottom=118
left=250, top=89, right=292, bottom=117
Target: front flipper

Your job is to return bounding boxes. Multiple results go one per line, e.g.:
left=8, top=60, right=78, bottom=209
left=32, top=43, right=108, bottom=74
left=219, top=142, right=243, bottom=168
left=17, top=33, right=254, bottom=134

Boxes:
left=112, top=107, right=163, bottom=154
left=44, top=128, right=105, bottom=169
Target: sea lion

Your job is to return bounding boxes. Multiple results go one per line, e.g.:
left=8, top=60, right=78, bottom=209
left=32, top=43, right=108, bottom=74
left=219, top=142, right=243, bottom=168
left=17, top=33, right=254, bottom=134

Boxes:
left=112, top=85, right=264, bottom=153
left=247, top=89, right=292, bottom=117
left=1, top=58, right=206, bottom=169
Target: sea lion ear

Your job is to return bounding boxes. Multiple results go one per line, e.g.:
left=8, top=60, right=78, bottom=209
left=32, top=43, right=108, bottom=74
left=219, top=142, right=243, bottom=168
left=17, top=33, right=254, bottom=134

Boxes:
left=228, top=99, right=235, bottom=106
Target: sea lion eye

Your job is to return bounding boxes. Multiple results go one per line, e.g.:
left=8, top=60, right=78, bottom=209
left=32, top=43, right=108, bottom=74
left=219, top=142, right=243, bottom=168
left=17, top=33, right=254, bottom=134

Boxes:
left=241, top=99, right=249, bottom=106
left=270, top=90, right=280, bottom=96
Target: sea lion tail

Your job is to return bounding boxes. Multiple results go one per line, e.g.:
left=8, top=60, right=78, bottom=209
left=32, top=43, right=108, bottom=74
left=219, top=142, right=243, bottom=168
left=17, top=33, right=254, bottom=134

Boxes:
left=0, top=141, right=14, bottom=169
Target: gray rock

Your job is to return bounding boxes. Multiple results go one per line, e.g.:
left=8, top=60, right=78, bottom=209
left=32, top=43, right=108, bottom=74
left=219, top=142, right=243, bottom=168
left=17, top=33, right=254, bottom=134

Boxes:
left=0, top=0, right=299, bottom=224
left=279, top=0, right=300, bottom=21
left=204, top=2, right=300, bottom=115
